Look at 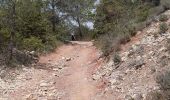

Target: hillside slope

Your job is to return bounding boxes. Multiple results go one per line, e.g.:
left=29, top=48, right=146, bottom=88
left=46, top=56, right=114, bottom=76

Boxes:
left=93, top=10, right=170, bottom=100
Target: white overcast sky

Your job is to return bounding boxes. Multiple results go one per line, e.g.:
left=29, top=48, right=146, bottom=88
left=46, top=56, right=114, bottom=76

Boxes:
left=85, top=0, right=100, bottom=29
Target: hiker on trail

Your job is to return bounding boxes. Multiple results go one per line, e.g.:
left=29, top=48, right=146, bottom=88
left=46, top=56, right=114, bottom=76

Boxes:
left=71, top=32, right=76, bottom=41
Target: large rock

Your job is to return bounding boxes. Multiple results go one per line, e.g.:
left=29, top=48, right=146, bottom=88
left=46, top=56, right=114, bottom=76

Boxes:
left=40, top=82, right=50, bottom=87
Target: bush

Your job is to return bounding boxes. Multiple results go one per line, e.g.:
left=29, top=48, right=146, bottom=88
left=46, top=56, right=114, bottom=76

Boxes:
left=152, top=0, right=161, bottom=6
left=161, top=0, right=170, bottom=9
left=119, top=33, right=131, bottom=44
left=156, top=71, right=170, bottom=90
left=113, top=53, right=121, bottom=65
left=101, top=38, right=113, bottom=56
left=166, top=39, right=170, bottom=54
left=159, top=14, right=168, bottom=22
left=44, top=35, right=62, bottom=52
left=156, top=71, right=170, bottom=99
left=127, top=25, right=137, bottom=36
left=145, top=91, right=164, bottom=100
left=22, top=37, right=44, bottom=52
left=136, top=5, right=151, bottom=22
left=159, top=22, right=168, bottom=34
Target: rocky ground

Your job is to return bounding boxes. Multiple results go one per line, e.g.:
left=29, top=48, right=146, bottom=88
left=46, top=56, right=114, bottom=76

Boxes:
left=93, top=10, right=170, bottom=100
left=0, top=41, right=108, bottom=100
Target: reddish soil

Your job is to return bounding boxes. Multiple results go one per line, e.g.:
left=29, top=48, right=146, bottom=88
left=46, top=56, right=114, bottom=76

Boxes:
left=39, top=41, right=105, bottom=100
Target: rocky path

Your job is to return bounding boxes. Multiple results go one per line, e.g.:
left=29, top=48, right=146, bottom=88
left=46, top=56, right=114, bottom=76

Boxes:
left=40, top=41, right=101, bottom=100
left=0, top=41, right=106, bottom=100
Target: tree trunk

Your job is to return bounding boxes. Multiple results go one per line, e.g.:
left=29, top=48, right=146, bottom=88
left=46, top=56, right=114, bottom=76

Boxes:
left=77, top=17, right=83, bottom=38
left=52, top=17, right=56, bottom=32
left=52, top=0, right=56, bottom=32
left=9, top=32, right=14, bottom=60
left=8, top=0, right=16, bottom=61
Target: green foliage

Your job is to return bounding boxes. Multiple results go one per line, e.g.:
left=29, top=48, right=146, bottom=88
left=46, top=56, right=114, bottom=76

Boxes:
left=152, top=0, right=161, bottom=6
left=101, top=38, right=113, bottom=56
left=135, top=4, right=151, bottom=22
left=156, top=71, right=170, bottom=99
left=44, top=35, right=62, bottom=52
left=166, top=39, right=170, bottom=54
left=119, top=33, right=131, bottom=44
left=22, top=37, right=44, bottom=52
left=0, top=0, right=70, bottom=54
left=161, top=0, right=170, bottom=9
left=94, top=0, right=157, bottom=55
left=113, top=53, right=121, bottom=65
left=145, top=91, right=164, bottom=100
left=159, top=22, right=168, bottom=33
left=159, top=14, right=168, bottom=22
left=156, top=71, right=170, bottom=90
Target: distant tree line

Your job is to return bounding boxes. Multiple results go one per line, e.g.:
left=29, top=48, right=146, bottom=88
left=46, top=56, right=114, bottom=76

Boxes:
left=0, top=0, right=96, bottom=62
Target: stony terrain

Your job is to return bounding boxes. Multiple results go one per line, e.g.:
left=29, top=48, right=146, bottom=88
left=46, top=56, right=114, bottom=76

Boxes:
left=0, top=41, right=106, bottom=100
left=93, top=10, right=170, bottom=100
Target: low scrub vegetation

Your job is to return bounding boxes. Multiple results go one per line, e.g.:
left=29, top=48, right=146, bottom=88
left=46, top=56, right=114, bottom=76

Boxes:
left=94, top=0, right=166, bottom=57
left=156, top=71, right=170, bottom=90
left=161, top=0, right=170, bottom=9
left=113, top=53, right=121, bottom=65
left=159, top=22, right=169, bottom=34
left=166, top=39, right=170, bottom=54
left=159, top=14, right=168, bottom=22
left=145, top=91, right=164, bottom=100
left=156, top=71, right=170, bottom=99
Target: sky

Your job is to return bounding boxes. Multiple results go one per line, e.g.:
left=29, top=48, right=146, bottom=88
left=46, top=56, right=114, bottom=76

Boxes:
left=68, top=0, right=100, bottom=30
left=85, top=0, right=100, bottom=29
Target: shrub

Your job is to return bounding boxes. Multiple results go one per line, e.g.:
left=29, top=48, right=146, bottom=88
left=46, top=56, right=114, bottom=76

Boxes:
left=156, top=71, right=170, bottom=99
left=44, top=35, right=62, bottom=52
left=127, top=25, right=137, bottom=36
left=159, top=14, right=168, bottom=22
left=22, top=37, right=44, bottom=52
left=113, top=53, right=121, bottom=65
left=156, top=71, right=170, bottom=90
left=159, top=22, right=168, bottom=34
left=119, top=33, right=131, bottom=44
left=161, top=0, right=170, bottom=9
left=136, top=5, right=151, bottom=22
left=145, top=91, right=164, bottom=100
left=153, top=32, right=159, bottom=39
left=152, top=0, right=160, bottom=6
left=166, top=39, right=170, bottom=54
left=101, top=39, right=113, bottom=57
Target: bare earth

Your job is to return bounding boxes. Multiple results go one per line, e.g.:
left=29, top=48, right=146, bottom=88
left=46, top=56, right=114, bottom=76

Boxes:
left=39, top=41, right=102, bottom=100
left=0, top=41, right=108, bottom=100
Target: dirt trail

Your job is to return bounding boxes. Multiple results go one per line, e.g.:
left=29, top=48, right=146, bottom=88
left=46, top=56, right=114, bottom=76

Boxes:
left=0, top=23, right=161, bottom=100
left=39, top=41, right=102, bottom=100
left=0, top=41, right=105, bottom=100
